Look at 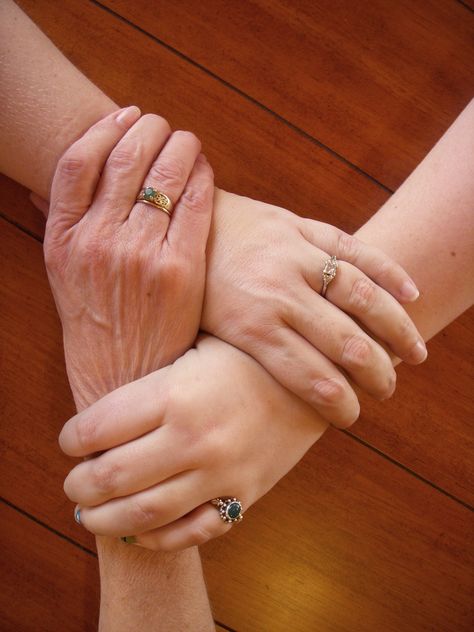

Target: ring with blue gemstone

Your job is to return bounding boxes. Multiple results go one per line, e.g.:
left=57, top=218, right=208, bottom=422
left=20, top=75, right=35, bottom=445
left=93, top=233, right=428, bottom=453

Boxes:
left=211, top=497, right=243, bottom=524
left=136, top=186, right=173, bottom=215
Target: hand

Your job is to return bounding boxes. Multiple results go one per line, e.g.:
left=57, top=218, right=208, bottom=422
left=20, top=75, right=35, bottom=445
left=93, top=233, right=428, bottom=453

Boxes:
left=59, top=335, right=327, bottom=550
left=44, top=107, right=214, bottom=409
left=203, top=190, right=427, bottom=427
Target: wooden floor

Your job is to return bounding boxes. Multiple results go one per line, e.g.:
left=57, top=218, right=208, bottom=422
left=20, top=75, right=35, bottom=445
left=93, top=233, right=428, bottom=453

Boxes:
left=1, top=1, right=473, bottom=630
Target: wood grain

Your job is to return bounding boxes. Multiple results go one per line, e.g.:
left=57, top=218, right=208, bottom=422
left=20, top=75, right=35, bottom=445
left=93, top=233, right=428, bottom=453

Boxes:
left=0, top=502, right=99, bottom=632
left=2, top=0, right=473, bottom=630
left=1, top=218, right=473, bottom=630
left=5, top=0, right=474, bottom=505
left=102, top=0, right=474, bottom=189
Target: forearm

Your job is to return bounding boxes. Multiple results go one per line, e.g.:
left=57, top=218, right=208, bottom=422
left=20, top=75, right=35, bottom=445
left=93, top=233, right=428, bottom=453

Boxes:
left=0, top=0, right=116, bottom=199
left=355, top=99, right=474, bottom=342
left=2, top=0, right=472, bottom=344
left=1, top=5, right=214, bottom=629
left=97, top=538, right=214, bottom=632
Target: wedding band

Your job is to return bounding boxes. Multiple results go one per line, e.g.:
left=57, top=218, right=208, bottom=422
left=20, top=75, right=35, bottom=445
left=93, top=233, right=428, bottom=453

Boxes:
left=321, top=255, right=338, bottom=297
left=136, top=187, right=173, bottom=215
left=211, top=497, right=243, bottom=524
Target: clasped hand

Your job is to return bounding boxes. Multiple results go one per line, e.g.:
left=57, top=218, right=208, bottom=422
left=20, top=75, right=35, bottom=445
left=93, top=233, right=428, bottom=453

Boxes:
left=43, top=107, right=426, bottom=549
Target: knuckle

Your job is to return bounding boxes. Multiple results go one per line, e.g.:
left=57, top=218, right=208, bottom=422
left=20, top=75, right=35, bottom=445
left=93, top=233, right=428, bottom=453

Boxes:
left=91, top=459, right=120, bottom=496
left=337, top=232, right=361, bottom=262
left=128, top=498, right=158, bottom=531
left=151, top=156, right=186, bottom=187
left=349, top=277, right=377, bottom=313
left=179, top=183, right=210, bottom=214
left=75, top=413, right=99, bottom=455
left=313, top=377, right=346, bottom=405
left=57, top=153, right=87, bottom=180
left=341, top=335, right=372, bottom=368
left=107, top=145, right=140, bottom=171
left=191, top=522, right=215, bottom=546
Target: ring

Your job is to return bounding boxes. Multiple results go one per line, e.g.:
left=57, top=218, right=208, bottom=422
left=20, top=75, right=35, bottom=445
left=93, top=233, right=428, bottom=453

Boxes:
left=211, top=497, right=243, bottom=524
left=321, top=255, right=338, bottom=297
left=136, top=187, right=173, bottom=215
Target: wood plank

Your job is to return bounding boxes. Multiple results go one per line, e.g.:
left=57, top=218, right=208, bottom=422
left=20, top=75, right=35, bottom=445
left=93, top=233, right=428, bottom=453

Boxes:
left=1, top=218, right=473, bottom=630
left=4, top=0, right=474, bottom=505
left=102, top=0, right=474, bottom=189
left=1, top=140, right=473, bottom=506
left=0, top=502, right=99, bottom=632
left=14, top=0, right=388, bottom=236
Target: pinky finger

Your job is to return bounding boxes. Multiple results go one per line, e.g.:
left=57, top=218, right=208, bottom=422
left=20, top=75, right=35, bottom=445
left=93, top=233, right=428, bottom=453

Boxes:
left=300, top=220, right=420, bottom=303
left=123, top=504, right=232, bottom=552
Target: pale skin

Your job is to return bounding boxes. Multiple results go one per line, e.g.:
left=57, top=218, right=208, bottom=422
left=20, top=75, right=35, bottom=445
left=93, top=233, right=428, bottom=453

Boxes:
left=1, top=1, right=474, bottom=631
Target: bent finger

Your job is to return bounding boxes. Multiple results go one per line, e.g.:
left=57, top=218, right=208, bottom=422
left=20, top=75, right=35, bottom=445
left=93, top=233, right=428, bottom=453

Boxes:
left=49, top=106, right=141, bottom=229
left=126, top=504, right=233, bottom=552
left=166, top=153, right=214, bottom=257
left=59, top=367, right=170, bottom=457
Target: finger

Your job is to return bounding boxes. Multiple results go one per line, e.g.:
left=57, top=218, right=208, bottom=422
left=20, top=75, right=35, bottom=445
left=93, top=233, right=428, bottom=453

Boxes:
left=92, top=113, right=172, bottom=223
left=59, top=368, right=170, bottom=457
left=76, top=471, right=213, bottom=537
left=165, top=153, right=214, bottom=257
left=284, top=284, right=397, bottom=400
left=63, top=423, right=188, bottom=507
left=127, top=504, right=233, bottom=552
left=29, top=192, right=49, bottom=216
left=304, top=252, right=428, bottom=365
left=240, top=324, right=361, bottom=428
left=48, top=106, right=141, bottom=228
left=299, top=220, right=420, bottom=303
left=129, top=130, right=202, bottom=238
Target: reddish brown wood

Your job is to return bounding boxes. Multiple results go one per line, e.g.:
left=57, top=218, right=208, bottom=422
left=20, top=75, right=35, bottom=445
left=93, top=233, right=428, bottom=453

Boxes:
left=102, top=0, right=474, bottom=189
left=2, top=0, right=473, bottom=630
left=1, top=219, right=473, bottom=630
left=0, top=502, right=99, bottom=632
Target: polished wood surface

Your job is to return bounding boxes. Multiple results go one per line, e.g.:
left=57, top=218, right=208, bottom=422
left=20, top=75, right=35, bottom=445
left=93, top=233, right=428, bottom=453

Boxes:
left=1, top=0, right=473, bottom=630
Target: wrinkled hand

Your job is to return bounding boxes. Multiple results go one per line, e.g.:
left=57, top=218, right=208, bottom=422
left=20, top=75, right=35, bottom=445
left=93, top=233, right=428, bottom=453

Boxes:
left=44, top=107, right=214, bottom=409
left=203, top=190, right=427, bottom=427
left=59, top=335, right=327, bottom=550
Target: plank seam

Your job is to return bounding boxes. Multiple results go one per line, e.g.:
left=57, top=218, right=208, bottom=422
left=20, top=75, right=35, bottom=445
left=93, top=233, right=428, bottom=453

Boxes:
left=1, top=215, right=472, bottom=512
left=89, top=0, right=393, bottom=195
left=455, top=0, right=474, bottom=12
left=0, top=496, right=97, bottom=557
left=0, top=210, right=43, bottom=243
left=343, top=429, right=474, bottom=512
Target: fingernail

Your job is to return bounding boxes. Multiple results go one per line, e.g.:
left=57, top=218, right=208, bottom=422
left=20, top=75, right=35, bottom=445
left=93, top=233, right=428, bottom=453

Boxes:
left=400, top=280, right=419, bottom=302
left=116, top=106, right=141, bottom=126
left=120, top=536, right=137, bottom=545
left=197, top=153, right=207, bottom=164
left=409, top=340, right=428, bottom=364
left=74, top=507, right=82, bottom=525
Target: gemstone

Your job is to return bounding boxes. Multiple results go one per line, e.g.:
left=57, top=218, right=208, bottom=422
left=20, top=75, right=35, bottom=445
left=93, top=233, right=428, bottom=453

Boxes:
left=226, top=501, right=242, bottom=521
left=144, top=187, right=156, bottom=201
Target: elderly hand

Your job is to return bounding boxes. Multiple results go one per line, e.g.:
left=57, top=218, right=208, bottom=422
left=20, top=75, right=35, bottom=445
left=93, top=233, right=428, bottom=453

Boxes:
left=59, top=335, right=327, bottom=550
left=203, top=190, right=427, bottom=427
left=44, top=107, right=214, bottom=410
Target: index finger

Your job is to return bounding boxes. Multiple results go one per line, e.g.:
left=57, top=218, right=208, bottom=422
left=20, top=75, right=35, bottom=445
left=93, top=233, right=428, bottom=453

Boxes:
left=59, top=368, right=169, bottom=457
left=48, top=106, right=141, bottom=230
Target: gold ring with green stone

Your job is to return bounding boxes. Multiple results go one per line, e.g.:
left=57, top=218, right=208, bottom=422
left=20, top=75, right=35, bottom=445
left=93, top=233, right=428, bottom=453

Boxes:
left=136, top=187, right=173, bottom=215
left=211, top=497, right=243, bottom=524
